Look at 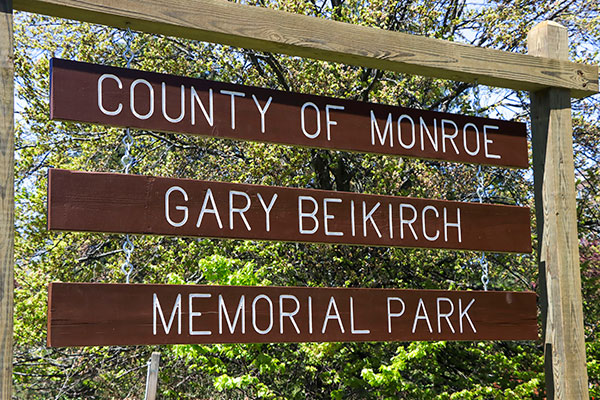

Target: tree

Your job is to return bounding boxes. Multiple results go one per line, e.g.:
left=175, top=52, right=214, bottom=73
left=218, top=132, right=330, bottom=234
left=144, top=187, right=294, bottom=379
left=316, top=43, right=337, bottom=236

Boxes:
left=12, top=0, right=600, bottom=398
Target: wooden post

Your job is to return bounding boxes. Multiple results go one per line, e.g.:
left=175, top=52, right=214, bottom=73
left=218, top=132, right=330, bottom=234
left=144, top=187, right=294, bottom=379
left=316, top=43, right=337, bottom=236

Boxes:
left=144, top=352, right=160, bottom=400
left=528, top=21, right=589, bottom=399
left=0, top=0, right=12, bottom=398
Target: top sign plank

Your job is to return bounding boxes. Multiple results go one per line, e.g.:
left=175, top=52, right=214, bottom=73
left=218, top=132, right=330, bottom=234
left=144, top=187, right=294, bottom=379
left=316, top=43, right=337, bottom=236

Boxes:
left=50, top=58, right=528, bottom=168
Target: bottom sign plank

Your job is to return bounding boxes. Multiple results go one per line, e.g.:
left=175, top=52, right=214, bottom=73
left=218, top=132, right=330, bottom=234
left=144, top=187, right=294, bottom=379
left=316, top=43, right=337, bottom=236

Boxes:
left=47, top=283, right=538, bottom=347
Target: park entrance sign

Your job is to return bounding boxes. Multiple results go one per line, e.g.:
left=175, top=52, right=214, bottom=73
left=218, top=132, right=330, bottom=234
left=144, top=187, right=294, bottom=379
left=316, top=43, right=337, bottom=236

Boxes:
left=2, top=0, right=595, bottom=397
left=44, top=41, right=537, bottom=348
left=45, top=55, right=537, bottom=344
left=50, top=58, right=528, bottom=168
left=48, top=52, right=537, bottom=346
left=47, top=283, right=538, bottom=347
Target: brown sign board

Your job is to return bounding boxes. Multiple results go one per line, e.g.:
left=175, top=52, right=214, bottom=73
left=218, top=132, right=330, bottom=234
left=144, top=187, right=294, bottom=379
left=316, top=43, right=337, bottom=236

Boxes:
left=48, top=169, right=532, bottom=253
left=50, top=58, right=528, bottom=168
left=47, top=282, right=538, bottom=347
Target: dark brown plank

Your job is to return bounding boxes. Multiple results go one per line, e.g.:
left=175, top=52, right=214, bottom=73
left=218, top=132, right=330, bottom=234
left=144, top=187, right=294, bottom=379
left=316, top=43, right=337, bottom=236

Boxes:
left=50, top=58, right=528, bottom=168
left=47, top=169, right=532, bottom=253
left=47, top=282, right=538, bottom=347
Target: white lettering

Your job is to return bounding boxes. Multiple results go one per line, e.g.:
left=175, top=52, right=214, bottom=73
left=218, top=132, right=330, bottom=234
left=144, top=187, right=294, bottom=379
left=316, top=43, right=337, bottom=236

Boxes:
left=219, top=295, right=245, bottom=334
left=196, top=188, right=223, bottom=229
left=279, top=295, right=301, bottom=334
left=422, top=205, right=440, bottom=241
left=298, top=196, right=319, bottom=234
left=399, top=204, right=418, bottom=240
left=398, top=114, right=416, bottom=149
left=161, top=83, right=185, bottom=123
left=350, top=297, right=370, bottom=334
left=322, top=296, right=345, bottom=334
left=257, top=193, right=278, bottom=232
left=97, top=74, right=123, bottom=116
left=325, top=104, right=344, bottom=140
left=191, top=87, right=213, bottom=126
left=443, top=207, right=462, bottom=243
left=483, top=125, right=501, bottom=159
left=441, top=119, right=459, bottom=154
left=189, top=293, right=212, bottom=336
left=462, top=123, right=480, bottom=156
left=252, top=294, right=274, bottom=334
left=412, top=298, right=433, bottom=333
left=387, top=297, right=405, bottom=333
left=420, top=117, right=438, bottom=151
left=350, top=200, right=356, bottom=237
left=301, top=102, right=321, bottom=139
left=436, top=297, right=455, bottom=333
left=220, top=90, right=245, bottom=130
left=252, top=95, right=272, bottom=134
left=153, top=293, right=181, bottom=335
left=308, top=296, right=313, bottom=334
left=370, top=111, right=393, bottom=147
left=165, top=186, right=189, bottom=227
left=362, top=201, right=382, bottom=238
left=130, top=79, right=154, bottom=120
left=229, top=190, right=251, bottom=231
left=459, top=298, right=477, bottom=333
left=388, top=203, right=393, bottom=239
left=323, top=198, right=343, bottom=236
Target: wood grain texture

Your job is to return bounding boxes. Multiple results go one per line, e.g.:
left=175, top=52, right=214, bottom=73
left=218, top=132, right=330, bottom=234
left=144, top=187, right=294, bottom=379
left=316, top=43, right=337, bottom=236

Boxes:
left=14, top=0, right=598, bottom=98
left=47, top=169, right=533, bottom=253
left=528, top=21, right=589, bottom=399
left=47, top=283, right=538, bottom=347
left=0, top=1, right=12, bottom=398
left=144, top=352, right=160, bottom=400
left=50, top=58, right=529, bottom=168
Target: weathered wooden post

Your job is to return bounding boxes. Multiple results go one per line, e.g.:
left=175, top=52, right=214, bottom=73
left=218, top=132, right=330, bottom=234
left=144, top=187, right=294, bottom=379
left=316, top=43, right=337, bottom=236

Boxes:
left=144, top=352, right=161, bottom=400
left=0, top=0, right=12, bottom=398
left=528, top=21, right=589, bottom=399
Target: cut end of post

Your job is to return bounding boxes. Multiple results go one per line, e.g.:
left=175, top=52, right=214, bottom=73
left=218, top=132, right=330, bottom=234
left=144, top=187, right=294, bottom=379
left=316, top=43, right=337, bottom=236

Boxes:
left=528, top=20, right=569, bottom=61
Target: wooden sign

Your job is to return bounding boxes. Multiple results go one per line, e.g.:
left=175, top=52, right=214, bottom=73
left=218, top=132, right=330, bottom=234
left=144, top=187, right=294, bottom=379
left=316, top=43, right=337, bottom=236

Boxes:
left=50, top=58, right=528, bottom=168
left=48, top=169, right=532, bottom=253
left=47, top=282, right=538, bottom=347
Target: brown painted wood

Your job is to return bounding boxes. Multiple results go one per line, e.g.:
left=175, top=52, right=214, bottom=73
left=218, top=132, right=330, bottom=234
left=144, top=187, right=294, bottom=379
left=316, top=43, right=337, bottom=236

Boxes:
left=0, top=1, right=12, bottom=398
left=528, top=21, right=589, bottom=399
left=50, top=58, right=528, bottom=168
left=48, top=169, right=532, bottom=253
left=47, top=282, right=538, bottom=347
left=14, top=0, right=598, bottom=98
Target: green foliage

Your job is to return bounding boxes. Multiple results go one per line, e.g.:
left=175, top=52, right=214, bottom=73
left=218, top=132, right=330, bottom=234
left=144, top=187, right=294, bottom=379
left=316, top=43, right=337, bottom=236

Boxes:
left=12, top=0, right=600, bottom=398
left=361, top=342, right=543, bottom=399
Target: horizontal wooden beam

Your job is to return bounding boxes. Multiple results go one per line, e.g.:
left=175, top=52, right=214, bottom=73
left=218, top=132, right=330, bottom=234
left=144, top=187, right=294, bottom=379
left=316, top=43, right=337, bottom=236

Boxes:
left=15, top=0, right=598, bottom=98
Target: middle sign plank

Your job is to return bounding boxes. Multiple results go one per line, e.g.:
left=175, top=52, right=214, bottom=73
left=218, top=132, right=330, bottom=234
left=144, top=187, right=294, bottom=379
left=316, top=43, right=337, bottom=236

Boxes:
left=48, top=169, right=531, bottom=253
left=50, top=58, right=528, bottom=168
